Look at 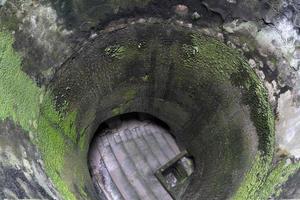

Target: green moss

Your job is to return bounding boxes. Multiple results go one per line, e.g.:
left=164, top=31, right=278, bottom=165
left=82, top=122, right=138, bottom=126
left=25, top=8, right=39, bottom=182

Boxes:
left=74, top=165, right=89, bottom=198
left=107, top=32, right=277, bottom=197
left=27, top=93, right=78, bottom=200
left=79, top=187, right=88, bottom=199
left=112, top=105, right=125, bottom=116
left=37, top=110, right=76, bottom=200
left=111, top=89, right=137, bottom=116
left=105, top=45, right=126, bottom=59
left=37, top=94, right=81, bottom=200
left=77, top=109, right=96, bottom=151
left=181, top=30, right=297, bottom=200
left=186, top=33, right=275, bottom=152
left=0, top=24, right=292, bottom=200
left=107, top=32, right=275, bottom=157
left=79, top=129, right=88, bottom=151
left=259, top=160, right=300, bottom=199
left=61, top=111, right=78, bottom=144
left=0, top=30, right=77, bottom=200
left=185, top=33, right=278, bottom=199
left=0, top=5, right=21, bottom=31
left=233, top=155, right=300, bottom=200
left=0, top=30, right=40, bottom=132
left=186, top=35, right=291, bottom=200
left=124, top=89, right=136, bottom=101
left=233, top=154, right=271, bottom=199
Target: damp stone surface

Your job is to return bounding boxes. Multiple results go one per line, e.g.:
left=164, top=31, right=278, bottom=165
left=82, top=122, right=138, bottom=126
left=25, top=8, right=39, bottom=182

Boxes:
left=0, top=0, right=300, bottom=200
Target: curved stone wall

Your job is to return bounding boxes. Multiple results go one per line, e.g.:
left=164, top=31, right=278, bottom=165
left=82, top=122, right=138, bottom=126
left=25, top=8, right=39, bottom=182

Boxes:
left=49, top=22, right=266, bottom=199
left=0, top=0, right=299, bottom=199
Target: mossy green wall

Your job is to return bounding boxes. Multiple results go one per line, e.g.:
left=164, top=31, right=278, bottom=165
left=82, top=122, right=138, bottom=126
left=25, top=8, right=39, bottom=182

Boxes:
left=0, top=30, right=40, bottom=132
left=0, top=30, right=82, bottom=200
left=0, top=26, right=298, bottom=200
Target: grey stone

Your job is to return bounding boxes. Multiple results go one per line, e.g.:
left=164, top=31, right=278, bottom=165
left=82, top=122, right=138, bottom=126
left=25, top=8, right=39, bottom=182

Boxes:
left=264, top=10, right=277, bottom=24
left=294, top=13, right=300, bottom=27
left=295, top=40, right=300, bottom=47
left=0, top=0, right=6, bottom=6
left=248, top=59, right=257, bottom=68
left=227, top=0, right=237, bottom=4
left=0, top=120, right=59, bottom=200
left=293, top=0, right=300, bottom=10
left=292, top=60, right=300, bottom=71
left=1, top=0, right=300, bottom=199
left=279, top=5, right=295, bottom=19
left=174, top=4, right=189, bottom=17
left=192, top=12, right=201, bottom=21
left=294, top=49, right=300, bottom=59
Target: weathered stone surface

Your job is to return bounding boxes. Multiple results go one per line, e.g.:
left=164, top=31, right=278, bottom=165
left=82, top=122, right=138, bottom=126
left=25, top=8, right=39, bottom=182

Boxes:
left=278, top=169, right=300, bottom=199
left=174, top=4, right=189, bottom=17
left=276, top=90, right=300, bottom=158
left=0, top=0, right=299, bottom=199
left=0, top=0, right=6, bottom=6
left=0, top=119, right=59, bottom=199
left=50, top=21, right=266, bottom=200
left=191, top=12, right=201, bottom=21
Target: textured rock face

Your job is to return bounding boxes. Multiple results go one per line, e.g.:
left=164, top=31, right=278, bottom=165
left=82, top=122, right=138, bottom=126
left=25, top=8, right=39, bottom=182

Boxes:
left=0, top=0, right=299, bottom=200
left=0, top=120, right=59, bottom=199
left=279, top=169, right=300, bottom=199
left=51, top=22, right=263, bottom=199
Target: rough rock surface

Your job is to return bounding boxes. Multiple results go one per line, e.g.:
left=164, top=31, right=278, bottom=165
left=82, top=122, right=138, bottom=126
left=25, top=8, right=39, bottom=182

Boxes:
left=0, top=0, right=299, bottom=199
left=0, top=119, right=59, bottom=199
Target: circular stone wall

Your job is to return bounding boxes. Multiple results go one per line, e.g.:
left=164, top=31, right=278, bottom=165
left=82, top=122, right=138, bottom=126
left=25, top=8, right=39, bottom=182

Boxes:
left=47, top=22, right=272, bottom=200
left=2, top=0, right=300, bottom=199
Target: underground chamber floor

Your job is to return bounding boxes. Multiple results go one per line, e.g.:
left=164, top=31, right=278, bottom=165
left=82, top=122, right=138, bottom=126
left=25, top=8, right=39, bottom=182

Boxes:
left=89, top=118, right=194, bottom=200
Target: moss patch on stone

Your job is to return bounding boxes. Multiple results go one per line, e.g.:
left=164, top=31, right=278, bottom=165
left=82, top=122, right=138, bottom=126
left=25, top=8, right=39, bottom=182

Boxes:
left=233, top=155, right=300, bottom=200
left=0, top=30, right=78, bottom=200
left=0, top=30, right=40, bottom=132
left=1, top=21, right=295, bottom=200
left=111, top=88, right=137, bottom=116
left=0, top=4, right=21, bottom=31
left=185, top=33, right=278, bottom=199
left=105, top=45, right=126, bottom=59
left=186, top=34, right=297, bottom=200
left=259, top=160, right=300, bottom=199
left=37, top=108, right=76, bottom=200
left=96, top=29, right=278, bottom=198
left=185, top=33, right=275, bottom=153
